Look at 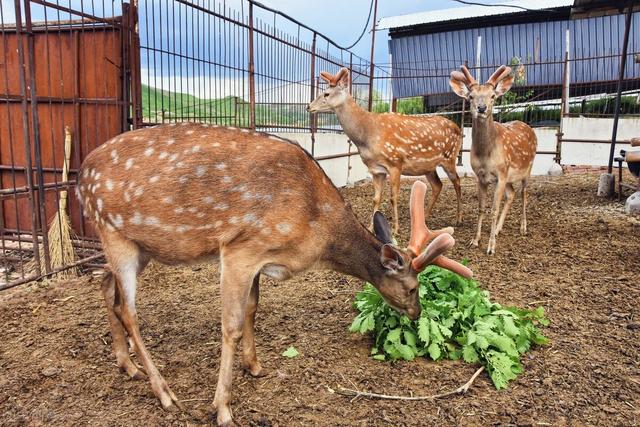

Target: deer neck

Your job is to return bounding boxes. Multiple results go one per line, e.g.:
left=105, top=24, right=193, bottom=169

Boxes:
left=323, top=211, right=386, bottom=285
left=333, top=97, right=374, bottom=149
left=471, top=115, right=498, bottom=157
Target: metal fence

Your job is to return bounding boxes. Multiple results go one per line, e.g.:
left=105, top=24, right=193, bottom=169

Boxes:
left=1, top=0, right=638, bottom=289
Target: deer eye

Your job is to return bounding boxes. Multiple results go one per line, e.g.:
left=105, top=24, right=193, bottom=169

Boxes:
left=324, top=93, right=329, bottom=97
left=468, top=95, right=474, bottom=100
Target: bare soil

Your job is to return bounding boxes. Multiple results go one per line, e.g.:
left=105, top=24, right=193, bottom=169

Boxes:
left=1, top=172, right=639, bottom=427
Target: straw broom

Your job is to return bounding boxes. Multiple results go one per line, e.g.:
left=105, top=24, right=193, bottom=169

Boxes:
left=46, top=126, right=78, bottom=278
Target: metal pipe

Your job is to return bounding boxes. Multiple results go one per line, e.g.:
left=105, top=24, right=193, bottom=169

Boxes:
left=248, top=1, right=256, bottom=129
left=310, top=32, right=317, bottom=156
left=607, top=1, right=633, bottom=174
left=367, top=0, right=378, bottom=112
left=12, top=0, right=42, bottom=277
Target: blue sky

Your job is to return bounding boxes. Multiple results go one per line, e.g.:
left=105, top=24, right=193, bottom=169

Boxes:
left=258, top=0, right=483, bottom=64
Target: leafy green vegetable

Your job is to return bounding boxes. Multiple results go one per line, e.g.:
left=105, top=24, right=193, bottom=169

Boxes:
left=282, top=346, right=299, bottom=358
left=349, top=265, right=549, bottom=389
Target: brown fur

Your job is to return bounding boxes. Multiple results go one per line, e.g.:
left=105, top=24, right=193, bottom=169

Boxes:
left=450, top=65, right=538, bottom=255
left=308, top=68, right=464, bottom=233
left=77, top=123, right=469, bottom=426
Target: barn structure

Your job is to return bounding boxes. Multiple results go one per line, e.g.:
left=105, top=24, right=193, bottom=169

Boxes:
left=378, top=0, right=640, bottom=108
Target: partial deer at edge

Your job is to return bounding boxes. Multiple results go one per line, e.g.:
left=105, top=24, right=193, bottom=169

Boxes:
left=307, top=68, right=464, bottom=233
left=449, top=65, right=537, bottom=255
left=76, top=123, right=472, bottom=426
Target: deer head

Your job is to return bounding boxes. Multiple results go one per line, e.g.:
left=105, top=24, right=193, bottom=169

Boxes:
left=307, top=67, right=351, bottom=113
left=370, top=181, right=472, bottom=319
left=449, top=65, right=514, bottom=119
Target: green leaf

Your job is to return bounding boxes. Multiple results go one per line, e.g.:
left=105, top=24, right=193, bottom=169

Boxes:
left=372, top=354, right=386, bottom=361
left=404, top=330, right=418, bottom=348
left=502, top=316, right=520, bottom=338
left=282, top=346, right=299, bottom=358
left=486, top=350, right=520, bottom=389
left=427, top=342, right=442, bottom=360
left=360, top=314, right=375, bottom=334
left=417, top=316, right=430, bottom=345
left=349, top=316, right=363, bottom=333
left=394, top=342, right=416, bottom=361
left=387, top=328, right=402, bottom=343
left=462, top=345, right=479, bottom=363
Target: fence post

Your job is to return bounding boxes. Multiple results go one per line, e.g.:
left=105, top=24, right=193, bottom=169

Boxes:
left=128, top=0, right=142, bottom=128
left=367, top=0, right=378, bottom=112
left=248, top=1, right=256, bottom=130
left=13, top=0, right=43, bottom=276
left=23, top=0, right=52, bottom=273
left=310, top=32, right=317, bottom=156
left=556, top=32, right=570, bottom=165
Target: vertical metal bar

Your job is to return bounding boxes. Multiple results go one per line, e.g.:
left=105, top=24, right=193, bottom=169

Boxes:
left=475, top=35, right=482, bottom=81
left=367, top=0, right=378, bottom=112
left=247, top=0, right=256, bottom=129
left=23, top=0, right=51, bottom=273
left=13, top=0, right=42, bottom=275
left=607, top=2, right=633, bottom=174
left=310, top=31, right=317, bottom=156
left=130, top=0, right=142, bottom=128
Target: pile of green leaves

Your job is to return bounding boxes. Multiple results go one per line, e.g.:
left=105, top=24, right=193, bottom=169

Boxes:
left=349, top=265, right=549, bottom=389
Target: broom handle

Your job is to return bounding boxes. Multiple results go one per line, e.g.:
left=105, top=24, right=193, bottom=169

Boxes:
left=59, top=126, right=72, bottom=210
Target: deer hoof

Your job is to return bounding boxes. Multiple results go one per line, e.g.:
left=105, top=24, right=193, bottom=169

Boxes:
left=243, top=362, right=267, bottom=378
left=468, top=239, right=479, bottom=248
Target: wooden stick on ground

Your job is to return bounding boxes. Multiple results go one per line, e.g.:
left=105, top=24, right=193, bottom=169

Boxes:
left=334, top=366, right=485, bottom=401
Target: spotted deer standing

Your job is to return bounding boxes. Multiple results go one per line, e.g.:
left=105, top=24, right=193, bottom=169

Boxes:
left=307, top=68, right=464, bottom=233
left=76, top=123, right=472, bottom=426
left=449, top=65, right=537, bottom=255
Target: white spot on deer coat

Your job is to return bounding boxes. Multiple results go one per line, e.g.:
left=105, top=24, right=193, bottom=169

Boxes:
left=134, top=187, right=144, bottom=197
left=203, top=196, right=214, bottom=204
left=144, top=147, right=154, bottom=157
left=159, top=152, right=168, bottom=159
left=195, top=165, right=208, bottom=177
left=96, top=198, right=103, bottom=212
left=174, top=207, right=184, bottom=214
left=166, top=138, right=176, bottom=145
left=215, top=163, right=226, bottom=170
left=178, top=176, right=188, bottom=184
left=125, top=158, right=134, bottom=170
left=276, top=222, right=292, bottom=234
left=106, top=179, right=114, bottom=191
left=149, top=176, right=160, bottom=183
left=131, top=212, right=142, bottom=225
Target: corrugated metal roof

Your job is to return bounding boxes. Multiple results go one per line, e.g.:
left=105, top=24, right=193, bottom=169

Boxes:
left=377, top=0, right=573, bottom=30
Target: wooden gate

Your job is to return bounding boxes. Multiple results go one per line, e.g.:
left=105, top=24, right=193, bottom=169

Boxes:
left=0, top=1, right=140, bottom=287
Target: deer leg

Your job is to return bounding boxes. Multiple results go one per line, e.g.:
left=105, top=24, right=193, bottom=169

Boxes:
left=495, top=183, right=515, bottom=236
left=103, top=234, right=182, bottom=412
left=370, top=172, right=386, bottom=230
left=469, top=181, right=488, bottom=247
left=389, top=168, right=402, bottom=234
left=241, top=274, right=264, bottom=377
left=443, top=165, right=463, bottom=226
left=213, top=256, right=255, bottom=427
left=521, top=179, right=529, bottom=235
left=101, top=271, right=146, bottom=380
left=487, top=179, right=507, bottom=255
left=424, top=171, right=443, bottom=222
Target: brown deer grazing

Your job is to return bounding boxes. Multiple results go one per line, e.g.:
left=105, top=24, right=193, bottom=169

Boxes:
left=76, top=123, right=472, bottom=426
left=307, top=68, right=464, bottom=233
left=449, top=65, right=537, bottom=255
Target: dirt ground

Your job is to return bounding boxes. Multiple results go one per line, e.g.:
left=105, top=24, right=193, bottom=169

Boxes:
left=1, top=172, right=639, bottom=427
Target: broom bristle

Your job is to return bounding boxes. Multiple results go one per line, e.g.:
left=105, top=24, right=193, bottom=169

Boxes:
left=47, top=210, right=78, bottom=278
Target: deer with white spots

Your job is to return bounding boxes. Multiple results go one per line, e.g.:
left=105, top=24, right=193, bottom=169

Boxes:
left=307, top=68, right=464, bottom=233
left=449, top=65, right=537, bottom=255
left=76, top=123, right=472, bottom=427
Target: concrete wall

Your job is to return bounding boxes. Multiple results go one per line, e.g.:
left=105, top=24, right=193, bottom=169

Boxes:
left=276, top=116, right=640, bottom=187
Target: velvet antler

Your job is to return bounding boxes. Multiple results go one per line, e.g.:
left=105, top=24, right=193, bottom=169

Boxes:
left=460, top=64, right=478, bottom=86
left=407, top=181, right=473, bottom=278
left=486, top=65, right=512, bottom=87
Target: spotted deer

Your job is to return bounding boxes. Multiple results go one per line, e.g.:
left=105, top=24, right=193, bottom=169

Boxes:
left=307, top=68, right=463, bottom=233
left=449, top=65, right=537, bottom=255
left=76, top=123, right=472, bottom=426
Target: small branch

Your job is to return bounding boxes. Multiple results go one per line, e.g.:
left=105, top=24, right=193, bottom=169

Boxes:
left=333, top=366, right=485, bottom=401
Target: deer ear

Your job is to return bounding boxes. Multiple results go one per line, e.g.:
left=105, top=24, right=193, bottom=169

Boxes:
left=449, top=71, right=470, bottom=99
left=335, top=67, right=350, bottom=87
left=380, top=244, right=404, bottom=271
left=494, top=74, right=514, bottom=97
left=320, top=71, right=333, bottom=84
left=373, top=211, right=393, bottom=244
